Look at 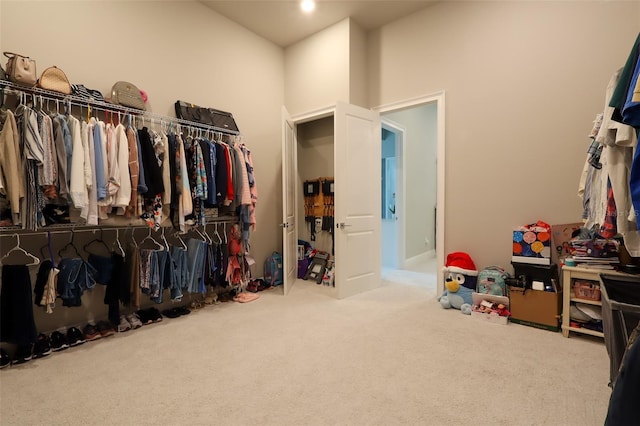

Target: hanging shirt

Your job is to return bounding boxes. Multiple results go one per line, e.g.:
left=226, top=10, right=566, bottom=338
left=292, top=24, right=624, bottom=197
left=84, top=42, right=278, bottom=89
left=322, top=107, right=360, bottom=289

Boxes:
left=51, top=115, right=70, bottom=203
left=113, top=123, right=131, bottom=210
left=85, top=120, right=99, bottom=225
left=125, top=126, right=139, bottom=217
left=0, top=109, right=25, bottom=225
left=105, top=123, right=121, bottom=201
left=38, top=113, right=57, bottom=198
left=68, top=115, right=89, bottom=212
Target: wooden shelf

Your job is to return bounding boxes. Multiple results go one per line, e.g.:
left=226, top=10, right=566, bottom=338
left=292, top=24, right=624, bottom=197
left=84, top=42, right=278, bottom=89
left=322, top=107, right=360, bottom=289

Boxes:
left=562, top=325, right=604, bottom=338
left=570, top=296, right=602, bottom=306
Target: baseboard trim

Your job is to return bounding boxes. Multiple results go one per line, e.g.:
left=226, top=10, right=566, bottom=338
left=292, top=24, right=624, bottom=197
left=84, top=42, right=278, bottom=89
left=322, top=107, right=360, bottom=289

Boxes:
left=403, top=250, right=436, bottom=268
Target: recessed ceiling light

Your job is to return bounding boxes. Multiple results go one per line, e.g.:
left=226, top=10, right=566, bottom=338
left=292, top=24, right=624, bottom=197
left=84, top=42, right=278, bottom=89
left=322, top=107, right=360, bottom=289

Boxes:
left=301, top=0, right=315, bottom=13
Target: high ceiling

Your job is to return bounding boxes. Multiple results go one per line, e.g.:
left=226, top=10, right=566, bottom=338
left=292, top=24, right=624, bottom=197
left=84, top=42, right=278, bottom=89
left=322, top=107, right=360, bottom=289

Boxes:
left=200, top=1, right=436, bottom=48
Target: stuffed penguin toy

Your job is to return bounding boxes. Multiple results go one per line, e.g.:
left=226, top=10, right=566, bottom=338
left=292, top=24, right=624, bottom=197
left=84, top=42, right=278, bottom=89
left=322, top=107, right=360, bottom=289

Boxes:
left=437, top=252, right=478, bottom=315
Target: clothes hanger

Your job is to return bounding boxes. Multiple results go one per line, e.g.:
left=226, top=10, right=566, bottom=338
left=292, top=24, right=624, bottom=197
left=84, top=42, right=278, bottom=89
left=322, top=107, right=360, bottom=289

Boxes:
left=39, top=231, right=56, bottom=266
left=213, top=223, right=223, bottom=245
left=160, top=227, right=171, bottom=251
left=1, top=234, right=40, bottom=266
left=112, top=228, right=125, bottom=257
left=139, top=227, right=164, bottom=251
left=83, top=228, right=111, bottom=256
left=193, top=226, right=208, bottom=243
left=172, top=229, right=188, bottom=251
left=201, top=225, right=213, bottom=245
left=58, top=228, right=81, bottom=258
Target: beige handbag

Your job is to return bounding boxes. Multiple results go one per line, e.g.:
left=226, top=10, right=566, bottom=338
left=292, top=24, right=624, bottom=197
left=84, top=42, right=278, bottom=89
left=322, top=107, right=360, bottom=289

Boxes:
left=38, top=66, right=71, bottom=95
left=3, top=51, right=37, bottom=87
left=111, top=81, right=145, bottom=110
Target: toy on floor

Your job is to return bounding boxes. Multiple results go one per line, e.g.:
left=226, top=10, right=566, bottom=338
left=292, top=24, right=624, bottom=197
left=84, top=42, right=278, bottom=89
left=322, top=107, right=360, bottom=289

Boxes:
left=437, top=251, right=478, bottom=315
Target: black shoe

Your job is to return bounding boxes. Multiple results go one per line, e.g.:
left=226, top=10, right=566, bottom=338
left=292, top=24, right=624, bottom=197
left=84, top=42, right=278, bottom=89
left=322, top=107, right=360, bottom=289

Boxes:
left=0, top=349, right=10, bottom=369
left=12, top=344, right=33, bottom=365
left=33, top=333, right=52, bottom=358
left=147, top=307, right=163, bottom=322
left=66, top=327, right=86, bottom=347
left=50, top=331, right=69, bottom=351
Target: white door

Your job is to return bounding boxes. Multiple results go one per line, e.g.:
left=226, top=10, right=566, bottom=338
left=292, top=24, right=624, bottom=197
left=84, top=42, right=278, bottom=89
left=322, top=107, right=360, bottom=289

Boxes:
left=281, top=107, right=298, bottom=295
left=334, top=102, right=382, bottom=299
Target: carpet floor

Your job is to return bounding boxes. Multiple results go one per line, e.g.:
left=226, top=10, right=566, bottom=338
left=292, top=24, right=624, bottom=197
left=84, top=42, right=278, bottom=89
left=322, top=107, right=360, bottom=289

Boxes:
left=0, top=267, right=611, bottom=425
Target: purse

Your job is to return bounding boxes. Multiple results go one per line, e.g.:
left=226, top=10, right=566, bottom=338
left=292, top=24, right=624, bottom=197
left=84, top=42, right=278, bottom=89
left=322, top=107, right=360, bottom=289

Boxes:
left=175, top=100, right=239, bottom=132
left=3, top=51, right=37, bottom=87
left=38, top=66, right=72, bottom=95
left=111, top=81, right=145, bottom=110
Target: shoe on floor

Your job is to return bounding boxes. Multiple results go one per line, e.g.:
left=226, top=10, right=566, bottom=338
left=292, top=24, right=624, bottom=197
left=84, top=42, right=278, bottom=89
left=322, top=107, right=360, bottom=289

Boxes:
left=135, top=309, right=153, bottom=325
left=126, top=313, right=142, bottom=329
left=83, top=323, right=102, bottom=341
left=118, top=315, right=132, bottom=332
left=12, top=344, right=33, bottom=365
left=50, top=331, right=69, bottom=351
left=33, top=333, right=52, bottom=358
left=96, top=321, right=116, bottom=337
left=0, top=348, right=11, bottom=369
left=67, top=327, right=86, bottom=346
left=147, top=307, right=163, bottom=322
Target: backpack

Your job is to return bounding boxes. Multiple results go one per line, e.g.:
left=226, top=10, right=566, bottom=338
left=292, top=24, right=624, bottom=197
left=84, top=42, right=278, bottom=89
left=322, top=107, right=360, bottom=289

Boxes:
left=264, top=252, right=283, bottom=287
left=477, top=266, right=510, bottom=296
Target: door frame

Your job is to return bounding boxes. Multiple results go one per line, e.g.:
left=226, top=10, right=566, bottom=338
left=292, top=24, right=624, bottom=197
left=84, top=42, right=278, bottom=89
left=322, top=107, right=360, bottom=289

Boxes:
left=373, top=91, right=446, bottom=293
left=381, top=118, right=406, bottom=269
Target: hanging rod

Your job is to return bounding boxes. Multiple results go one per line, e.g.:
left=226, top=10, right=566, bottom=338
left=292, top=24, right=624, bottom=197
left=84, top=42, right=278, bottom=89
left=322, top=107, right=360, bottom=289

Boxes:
left=0, top=80, right=240, bottom=136
left=0, top=217, right=240, bottom=236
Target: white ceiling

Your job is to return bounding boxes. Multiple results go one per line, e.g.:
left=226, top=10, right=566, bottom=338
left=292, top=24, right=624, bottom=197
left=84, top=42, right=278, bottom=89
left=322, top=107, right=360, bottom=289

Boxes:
left=200, top=0, right=436, bottom=48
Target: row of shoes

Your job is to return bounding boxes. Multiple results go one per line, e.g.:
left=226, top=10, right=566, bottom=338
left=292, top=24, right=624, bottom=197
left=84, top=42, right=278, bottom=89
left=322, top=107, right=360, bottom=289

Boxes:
left=0, top=321, right=111, bottom=368
left=1, top=306, right=190, bottom=369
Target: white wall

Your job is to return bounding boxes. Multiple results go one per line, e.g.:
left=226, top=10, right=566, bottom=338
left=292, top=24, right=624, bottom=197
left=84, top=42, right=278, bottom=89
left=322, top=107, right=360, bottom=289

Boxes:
left=1, top=0, right=284, bottom=330
left=284, top=18, right=350, bottom=115
left=369, top=1, right=640, bottom=270
left=349, top=19, right=368, bottom=109
left=1, top=0, right=284, bottom=274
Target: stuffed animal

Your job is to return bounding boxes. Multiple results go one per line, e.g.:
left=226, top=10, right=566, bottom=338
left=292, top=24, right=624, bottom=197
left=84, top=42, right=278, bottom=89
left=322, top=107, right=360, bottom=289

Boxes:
left=437, top=252, right=478, bottom=315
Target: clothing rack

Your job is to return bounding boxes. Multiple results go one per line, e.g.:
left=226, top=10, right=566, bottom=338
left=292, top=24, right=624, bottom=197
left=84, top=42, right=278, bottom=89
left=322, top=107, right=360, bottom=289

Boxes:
left=0, top=80, right=240, bottom=136
left=0, top=219, right=238, bottom=239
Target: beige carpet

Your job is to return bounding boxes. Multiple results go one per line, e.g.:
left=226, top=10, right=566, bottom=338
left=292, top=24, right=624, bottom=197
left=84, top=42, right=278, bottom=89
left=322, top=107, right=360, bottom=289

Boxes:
left=0, top=275, right=611, bottom=426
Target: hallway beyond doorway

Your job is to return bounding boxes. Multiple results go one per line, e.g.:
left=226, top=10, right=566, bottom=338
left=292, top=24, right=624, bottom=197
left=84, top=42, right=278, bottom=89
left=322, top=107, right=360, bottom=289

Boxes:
left=381, top=256, right=438, bottom=292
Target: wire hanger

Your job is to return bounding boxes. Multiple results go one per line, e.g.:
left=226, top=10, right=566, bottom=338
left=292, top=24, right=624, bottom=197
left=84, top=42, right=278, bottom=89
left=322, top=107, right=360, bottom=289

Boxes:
left=1, top=234, right=40, bottom=266
left=58, top=229, right=81, bottom=258
left=83, top=228, right=111, bottom=256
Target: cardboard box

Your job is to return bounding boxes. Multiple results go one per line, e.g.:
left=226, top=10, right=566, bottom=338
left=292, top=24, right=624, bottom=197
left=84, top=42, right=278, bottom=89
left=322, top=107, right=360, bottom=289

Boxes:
left=509, top=286, right=562, bottom=331
left=550, top=222, right=582, bottom=266
left=471, top=293, right=510, bottom=325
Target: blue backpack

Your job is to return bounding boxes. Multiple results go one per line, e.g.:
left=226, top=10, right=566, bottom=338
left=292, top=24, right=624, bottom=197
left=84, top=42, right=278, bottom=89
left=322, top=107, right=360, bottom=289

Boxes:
left=477, top=266, right=510, bottom=296
left=264, top=252, right=283, bottom=287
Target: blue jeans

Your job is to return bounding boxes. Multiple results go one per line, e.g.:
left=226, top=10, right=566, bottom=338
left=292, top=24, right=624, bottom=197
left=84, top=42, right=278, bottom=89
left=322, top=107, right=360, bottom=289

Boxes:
left=186, top=238, right=207, bottom=294
left=88, top=253, right=113, bottom=285
left=57, top=258, right=97, bottom=307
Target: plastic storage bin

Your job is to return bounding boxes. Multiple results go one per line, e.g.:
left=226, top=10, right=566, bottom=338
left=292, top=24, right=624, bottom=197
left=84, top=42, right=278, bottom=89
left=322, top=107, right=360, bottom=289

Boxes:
left=599, top=273, right=640, bottom=386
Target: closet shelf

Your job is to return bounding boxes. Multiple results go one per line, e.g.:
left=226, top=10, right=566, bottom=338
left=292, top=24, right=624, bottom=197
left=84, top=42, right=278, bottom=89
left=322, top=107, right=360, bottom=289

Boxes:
left=0, top=80, right=240, bottom=136
left=0, top=216, right=239, bottom=236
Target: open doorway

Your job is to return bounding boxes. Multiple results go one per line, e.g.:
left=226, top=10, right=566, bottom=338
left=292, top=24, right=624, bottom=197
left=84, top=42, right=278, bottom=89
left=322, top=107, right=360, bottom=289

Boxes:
left=377, top=93, right=444, bottom=292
